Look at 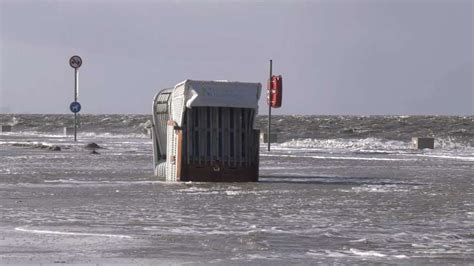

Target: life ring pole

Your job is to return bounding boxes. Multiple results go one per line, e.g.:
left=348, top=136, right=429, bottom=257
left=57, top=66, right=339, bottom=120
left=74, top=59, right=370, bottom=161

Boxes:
left=268, top=59, right=272, bottom=152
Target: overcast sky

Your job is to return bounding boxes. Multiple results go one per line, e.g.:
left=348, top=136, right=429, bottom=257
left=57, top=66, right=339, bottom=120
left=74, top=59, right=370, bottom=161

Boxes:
left=0, top=0, right=472, bottom=115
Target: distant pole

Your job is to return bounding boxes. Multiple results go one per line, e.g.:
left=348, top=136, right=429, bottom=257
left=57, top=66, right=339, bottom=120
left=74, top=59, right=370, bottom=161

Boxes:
left=69, top=55, right=82, bottom=142
left=268, top=59, right=272, bottom=152
left=74, top=68, right=78, bottom=141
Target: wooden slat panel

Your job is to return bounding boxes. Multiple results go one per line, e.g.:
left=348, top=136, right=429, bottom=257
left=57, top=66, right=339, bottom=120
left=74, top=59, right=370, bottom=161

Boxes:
left=236, top=108, right=242, bottom=166
left=221, top=108, right=227, bottom=165
left=193, top=107, right=200, bottom=165
left=245, top=109, right=250, bottom=167
left=248, top=109, right=254, bottom=166
left=181, top=107, right=259, bottom=168
left=243, top=108, right=247, bottom=165
left=199, top=108, right=205, bottom=165
left=220, top=108, right=224, bottom=164
left=229, top=108, right=235, bottom=167
left=186, top=108, right=191, bottom=164
left=211, top=107, right=218, bottom=161
left=208, top=107, right=212, bottom=162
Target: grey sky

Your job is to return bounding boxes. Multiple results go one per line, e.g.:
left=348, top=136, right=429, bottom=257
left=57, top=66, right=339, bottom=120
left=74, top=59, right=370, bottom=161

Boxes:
left=0, top=0, right=472, bottom=115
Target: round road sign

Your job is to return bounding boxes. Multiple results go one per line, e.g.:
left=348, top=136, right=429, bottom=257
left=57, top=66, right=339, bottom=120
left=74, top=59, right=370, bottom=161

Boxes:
left=69, top=55, right=82, bottom=69
left=70, top=101, right=81, bottom=113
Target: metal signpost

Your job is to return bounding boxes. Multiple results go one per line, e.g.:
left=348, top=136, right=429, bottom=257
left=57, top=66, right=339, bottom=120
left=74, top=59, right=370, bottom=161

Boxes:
left=268, top=60, right=272, bottom=151
left=267, top=60, right=283, bottom=151
left=69, top=55, right=82, bottom=141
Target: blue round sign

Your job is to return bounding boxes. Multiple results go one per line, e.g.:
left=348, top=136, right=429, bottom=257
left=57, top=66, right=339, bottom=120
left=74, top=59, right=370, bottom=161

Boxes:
left=70, top=101, right=81, bottom=113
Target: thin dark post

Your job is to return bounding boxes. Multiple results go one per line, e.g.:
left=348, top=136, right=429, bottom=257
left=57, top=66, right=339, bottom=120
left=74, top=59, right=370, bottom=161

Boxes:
left=74, top=68, right=78, bottom=142
left=268, top=59, right=272, bottom=151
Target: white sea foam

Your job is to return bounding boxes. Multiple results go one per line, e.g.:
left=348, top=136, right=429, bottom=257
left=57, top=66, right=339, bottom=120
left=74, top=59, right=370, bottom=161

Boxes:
left=261, top=153, right=415, bottom=162
left=324, top=251, right=349, bottom=257
left=78, top=132, right=148, bottom=139
left=15, top=227, right=132, bottom=239
left=176, top=187, right=271, bottom=196
left=349, top=248, right=387, bottom=257
left=43, top=179, right=162, bottom=185
left=435, top=137, right=473, bottom=150
left=0, top=141, right=55, bottom=147
left=178, top=187, right=209, bottom=192
left=177, top=187, right=219, bottom=195
left=259, top=166, right=292, bottom=170
left=277, top=137, right=473, bottom=154
left=0, top=132, right=66, bottom=138
left=347, top=185, right=413, bottom=193
left=306, top=250, right=348, bottom=258
left=279, top=138, right=409, bottom=151
left=416, top=154, right=474, bottom=162
left=349, top=238, right=368, bottom=243
left=0, top=131, right=148, bottom=139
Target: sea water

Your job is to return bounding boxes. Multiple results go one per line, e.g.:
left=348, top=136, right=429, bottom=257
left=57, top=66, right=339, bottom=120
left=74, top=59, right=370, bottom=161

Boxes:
left=0, top=114, right=473, bottom=264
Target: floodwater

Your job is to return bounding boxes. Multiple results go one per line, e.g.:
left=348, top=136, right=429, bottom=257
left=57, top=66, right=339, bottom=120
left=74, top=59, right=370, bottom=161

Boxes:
left=0, top=115, right=473, bottom=264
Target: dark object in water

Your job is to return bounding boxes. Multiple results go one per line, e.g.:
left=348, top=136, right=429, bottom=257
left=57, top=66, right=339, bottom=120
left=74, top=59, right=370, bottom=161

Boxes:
left=12, top=142, right=61, bottom=151
left=91, top=150, right=100, bottom=155
left=84, top=142, right=103, bottom=150
left=0, top=125, right=12, bottom=132
left=412, top=137, right=435, bottom=149
left=49, top=145, right=61, bottom=151
left=341, top=128, right=355, bottom=134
